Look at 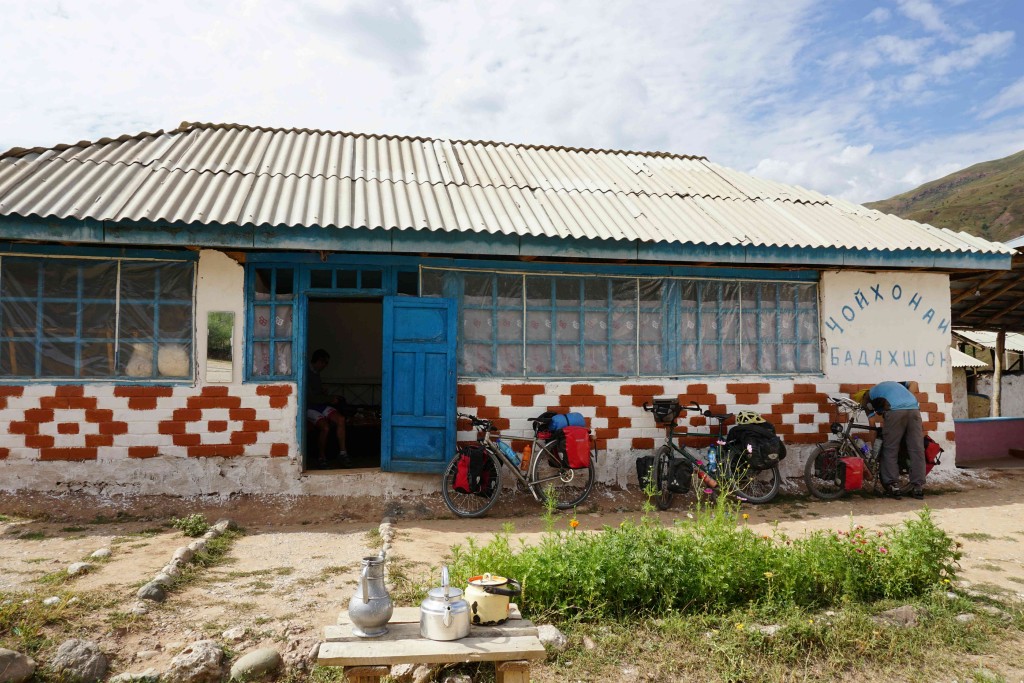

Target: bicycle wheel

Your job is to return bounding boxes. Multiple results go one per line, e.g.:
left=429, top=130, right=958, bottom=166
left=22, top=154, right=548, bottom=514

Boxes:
left=654, top=445, right=674, bottom=511
left=529, top=442, right=595, bottom=509
left=803, top=442, right=848, bottom=500
left=441, top=450, right=502, bottom=518
left=721, top=446, right=780, bottom=504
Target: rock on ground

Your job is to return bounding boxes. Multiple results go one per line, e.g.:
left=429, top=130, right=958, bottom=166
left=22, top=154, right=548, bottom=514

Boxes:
left=875, top=605, right=920, bottom=628
left=161, top=641, right=224, bottom=683
left=536, top=624, right=568, bottom=652
left=109, top=670, right=158, bottom=683
left=0, top=648, right=36, bottom=683
left=67, top=562, right=92, bottom=576
left=136, top=582, right=166, bottom=602
left=229, top=648, right=282, bottom=680
left=49, top=639, right=108, bottom=682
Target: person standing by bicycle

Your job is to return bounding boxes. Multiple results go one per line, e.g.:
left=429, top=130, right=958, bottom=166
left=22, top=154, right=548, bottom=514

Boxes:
left=852, top=382, right=925, bottom=500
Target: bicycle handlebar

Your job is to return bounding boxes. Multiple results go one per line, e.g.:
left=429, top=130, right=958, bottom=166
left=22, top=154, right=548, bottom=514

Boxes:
left=457, top=412, right=495, bottom=430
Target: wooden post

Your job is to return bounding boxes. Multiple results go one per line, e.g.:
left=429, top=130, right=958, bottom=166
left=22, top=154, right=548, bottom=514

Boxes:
left=991, top=330, right=1005, bottom=418
left=496, top=660, right=531, bottom=683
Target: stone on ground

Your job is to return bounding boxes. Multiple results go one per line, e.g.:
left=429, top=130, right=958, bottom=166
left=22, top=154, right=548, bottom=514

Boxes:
left=161, top=641, right=224, bottom=683
left=136, top=582, right=166, bottom=602
left=229, top=648, right=282, bottom=680
left=536, top=624, right=568, bottom=651
left=0, top=648, right=36, bottom=683
left=67, top=562, right=92, bottom=576
left=90, top=548, right=112, bottom=560
left=49, top=639, right=108, bottom=682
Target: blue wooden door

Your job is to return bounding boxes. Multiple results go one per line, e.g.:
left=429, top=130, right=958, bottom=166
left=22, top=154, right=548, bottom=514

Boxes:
left=381, top=296, right=457, bottom=473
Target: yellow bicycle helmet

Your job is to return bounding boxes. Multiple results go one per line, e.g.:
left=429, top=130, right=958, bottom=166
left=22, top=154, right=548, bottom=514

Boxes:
left=735, top=411, right=766, bottom=425
left=851, top=389, right=869, bottom=405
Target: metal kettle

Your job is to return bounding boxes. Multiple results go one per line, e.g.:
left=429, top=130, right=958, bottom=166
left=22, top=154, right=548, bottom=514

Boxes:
left=347, top=550, right=394, bottom=637
left=419, top=566, right=471, bottom=641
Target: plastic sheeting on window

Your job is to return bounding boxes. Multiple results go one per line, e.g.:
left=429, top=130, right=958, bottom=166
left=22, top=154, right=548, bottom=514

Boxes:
left=0, top=256, right=193, bottom=380
left=421, top=267, right=820, bottom=378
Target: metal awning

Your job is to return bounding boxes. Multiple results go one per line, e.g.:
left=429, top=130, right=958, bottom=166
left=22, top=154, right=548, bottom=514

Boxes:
left=950, top=250, right=1024, bottom=332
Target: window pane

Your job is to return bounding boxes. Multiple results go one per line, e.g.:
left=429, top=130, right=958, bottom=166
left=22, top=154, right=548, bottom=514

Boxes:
left=361, top=270, right=382, bottom=289
left=254, top=305, right=272, bottom=338
left=159, top=303, right=192, bottom=339
left=1, top=259, right=40, bottom=296
left=254, top=268, right=273, bottom=300
left=120, top=303, right=155, bottom=339
left=397, top=271, right=419, bottom=295
left=158, top=343, right=191, bottom=377
left=120, top=262, right=158, bottom=299
left=43, top=302, right=77, bottom=336
left=1, top=341, right=35, bottom=376
left=274, top=305, right=293, bottom=337
left=252, top=342, right=271, bottom=376
left=310, top=269, right=332, bottom=288
left=274, top=342, right=292, bottom=375
left=39, top=342, right=75, bottom=377
left=2, top=300, right=37, bottom=337
left=80, top=343, right=115, bottom=378
left=275, top=269, right=294, bottom=298
left=42, top=263, right=79, bottom=299
left=82, top=303, right=116, bottom=337
left=80, top=262, right=118, bottom=298
left=336, top=269, right=357, bottom=288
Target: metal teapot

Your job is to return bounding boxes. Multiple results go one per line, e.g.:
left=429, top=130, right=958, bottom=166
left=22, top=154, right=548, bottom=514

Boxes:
left=347, top=550, right=393, bottom=637
left=466, top=573, right=521, bottom=625
left=419, top=566, right=471, bottom=641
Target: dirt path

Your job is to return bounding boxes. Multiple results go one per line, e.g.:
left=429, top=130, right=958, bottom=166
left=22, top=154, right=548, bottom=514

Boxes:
left=2, top=467, right=1023, bottom=676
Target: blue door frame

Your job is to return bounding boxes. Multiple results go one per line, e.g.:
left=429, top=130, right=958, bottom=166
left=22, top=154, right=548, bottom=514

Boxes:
left=380, top=296, right=457, bottom=473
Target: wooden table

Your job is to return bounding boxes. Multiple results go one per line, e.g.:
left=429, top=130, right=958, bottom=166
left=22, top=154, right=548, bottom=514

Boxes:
left=319, top=604, right=545, bottom=683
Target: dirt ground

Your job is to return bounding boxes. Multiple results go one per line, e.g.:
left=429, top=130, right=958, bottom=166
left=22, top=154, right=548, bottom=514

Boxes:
left=2, top=467, right=1024, bottom=678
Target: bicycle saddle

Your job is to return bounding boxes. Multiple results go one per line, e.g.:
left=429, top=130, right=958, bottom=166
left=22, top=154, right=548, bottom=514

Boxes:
left=703, top=410, right=733, bottom=421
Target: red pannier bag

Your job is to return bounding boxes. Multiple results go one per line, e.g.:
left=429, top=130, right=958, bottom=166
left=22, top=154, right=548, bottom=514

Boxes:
left=561, top=426, right=591, bottom=469
left=453, top=451, right=473, bottom=494
left=838, top=457, right=863, bottom=491
left=924, top=435, right=943, bottom=474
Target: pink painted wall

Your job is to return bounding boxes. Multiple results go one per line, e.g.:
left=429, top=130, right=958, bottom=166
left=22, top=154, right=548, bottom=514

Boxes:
left=953, top=417, right=1024, bottom=463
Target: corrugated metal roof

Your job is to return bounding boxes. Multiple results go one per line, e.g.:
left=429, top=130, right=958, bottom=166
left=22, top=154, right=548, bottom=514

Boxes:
left=0, top=121, right=1013, bottom=257
left=950, top=347, right=989, bottom=368
left=955, top=330, right=1024, bottom=353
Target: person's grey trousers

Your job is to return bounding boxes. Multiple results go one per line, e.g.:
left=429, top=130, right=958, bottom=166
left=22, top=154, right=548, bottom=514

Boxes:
left=880, top=409, right=925, bottom=488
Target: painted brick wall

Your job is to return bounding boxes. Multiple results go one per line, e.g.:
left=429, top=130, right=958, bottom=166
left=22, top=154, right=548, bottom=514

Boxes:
left=457, top=379, right=955, bottom=483
left=0, top=384, right=297, bottom=461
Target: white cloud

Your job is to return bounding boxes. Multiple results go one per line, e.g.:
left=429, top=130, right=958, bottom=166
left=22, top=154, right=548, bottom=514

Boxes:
left=0, top=0, right=1019, bottom=207
left=977, top=76, right=1024, bottom=119
left=866, top=7, right=892, bottom=23
left=896, top=0, right=953, bottom=38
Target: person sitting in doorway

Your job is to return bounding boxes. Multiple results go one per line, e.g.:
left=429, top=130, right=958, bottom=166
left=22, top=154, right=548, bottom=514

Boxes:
left=307, top=348, right=350, bottom=468
left=852, top=382, right=925, bottom=500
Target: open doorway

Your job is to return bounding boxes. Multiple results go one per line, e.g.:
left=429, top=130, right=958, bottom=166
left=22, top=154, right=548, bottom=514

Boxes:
left=304, top=297, right=383, bottom=470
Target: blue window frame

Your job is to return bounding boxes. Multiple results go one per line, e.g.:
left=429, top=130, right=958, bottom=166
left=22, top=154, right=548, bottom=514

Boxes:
left=0, top=254, right=194, bottom=381
left=249, top=266, right=296, bottom=380
left=423, top=267, right=821, bottom=378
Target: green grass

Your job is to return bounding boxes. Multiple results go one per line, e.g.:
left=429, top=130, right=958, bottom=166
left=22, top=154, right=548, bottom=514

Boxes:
left=17, top=531, right=46, bottom=541
left=961, top=532, right=997, bottom=542
left=447, top=497, right=961, bottom=622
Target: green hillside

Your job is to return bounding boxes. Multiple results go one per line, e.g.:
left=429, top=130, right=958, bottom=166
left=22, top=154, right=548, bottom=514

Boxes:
left=864, top=149, right=1024, bottom=244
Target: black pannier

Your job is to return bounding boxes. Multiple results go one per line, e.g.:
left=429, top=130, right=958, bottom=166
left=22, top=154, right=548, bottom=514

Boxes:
left=667, top=457, right=693, bottom=493
left=727, top=422, right=786, bottom=471
left=635, top=455, right=655, bottom=489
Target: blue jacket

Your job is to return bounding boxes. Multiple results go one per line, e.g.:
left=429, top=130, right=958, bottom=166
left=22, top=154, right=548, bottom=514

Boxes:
left=868, top=381, right=919, bottom=413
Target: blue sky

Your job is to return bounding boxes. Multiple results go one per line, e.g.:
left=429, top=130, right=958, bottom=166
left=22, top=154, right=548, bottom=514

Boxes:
left=1, top=0, right=1021, bottom=203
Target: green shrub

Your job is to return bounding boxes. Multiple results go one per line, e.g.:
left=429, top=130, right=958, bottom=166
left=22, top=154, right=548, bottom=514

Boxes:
left=171, top=513, right=209, bottom=537
left=447, top=499, right=961, bottom=621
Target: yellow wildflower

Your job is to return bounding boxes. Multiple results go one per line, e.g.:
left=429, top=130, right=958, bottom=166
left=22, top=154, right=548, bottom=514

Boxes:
left=742, top=513, right=749, bottom=520
left=763, top=571, right=774, bottom=579
left=735, top=623, right=745, bottom=631
left=569, top=518, right=579, bottom=529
